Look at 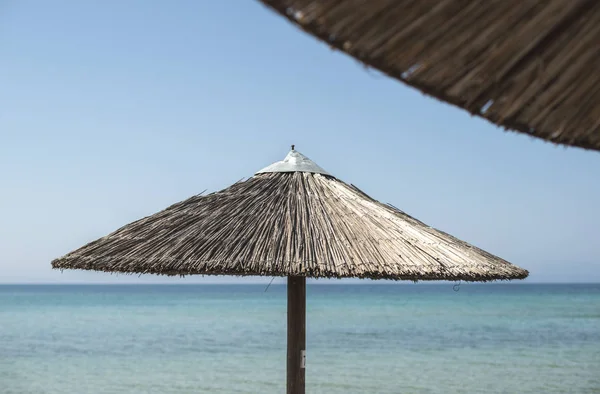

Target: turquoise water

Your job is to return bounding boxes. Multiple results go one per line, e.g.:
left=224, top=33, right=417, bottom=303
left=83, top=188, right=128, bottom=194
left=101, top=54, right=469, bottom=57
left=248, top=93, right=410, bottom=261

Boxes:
left=1, top=284, right=599, bottom=393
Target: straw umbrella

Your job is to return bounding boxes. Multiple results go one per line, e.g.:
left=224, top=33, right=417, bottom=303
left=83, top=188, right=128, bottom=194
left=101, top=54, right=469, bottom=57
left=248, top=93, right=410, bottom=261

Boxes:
left=52, top=147, right=528, bottom=394
left=257, top=0, right=600, bottom=152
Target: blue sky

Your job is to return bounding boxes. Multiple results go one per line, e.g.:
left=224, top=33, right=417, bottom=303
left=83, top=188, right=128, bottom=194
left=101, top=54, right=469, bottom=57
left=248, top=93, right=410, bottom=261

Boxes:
left=1, top=1, right=599, bottom=283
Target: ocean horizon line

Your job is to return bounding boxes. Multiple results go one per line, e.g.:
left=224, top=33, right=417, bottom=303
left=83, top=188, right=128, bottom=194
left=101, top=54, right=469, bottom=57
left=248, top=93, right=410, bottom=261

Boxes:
left=1, top=281, right=598, bottom=286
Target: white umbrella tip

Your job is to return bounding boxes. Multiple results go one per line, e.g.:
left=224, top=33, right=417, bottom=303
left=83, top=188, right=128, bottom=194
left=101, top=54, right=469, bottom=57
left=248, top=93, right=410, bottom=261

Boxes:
left=256, top=146, right=331, bottom=176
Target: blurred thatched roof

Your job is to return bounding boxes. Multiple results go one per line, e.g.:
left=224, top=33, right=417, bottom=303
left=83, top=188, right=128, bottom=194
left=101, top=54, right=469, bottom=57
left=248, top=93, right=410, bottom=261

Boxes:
left=52, top=149, right=527, bottom=282
left=258, top=0, right=600, bottom=151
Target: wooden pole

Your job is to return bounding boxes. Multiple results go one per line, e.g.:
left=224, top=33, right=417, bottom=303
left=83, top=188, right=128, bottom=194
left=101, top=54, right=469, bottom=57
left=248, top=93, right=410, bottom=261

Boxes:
left=287, top=276, right=306, bottom=394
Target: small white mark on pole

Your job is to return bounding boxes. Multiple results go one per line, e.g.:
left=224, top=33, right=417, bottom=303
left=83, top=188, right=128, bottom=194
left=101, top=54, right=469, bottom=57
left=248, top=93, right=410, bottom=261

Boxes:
left=301, top=350, right=306, bottom=368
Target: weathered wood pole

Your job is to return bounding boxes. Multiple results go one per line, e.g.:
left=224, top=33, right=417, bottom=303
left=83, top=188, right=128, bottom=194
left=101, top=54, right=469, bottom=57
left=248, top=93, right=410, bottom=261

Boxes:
left=287, top=276, right=306, bottom=394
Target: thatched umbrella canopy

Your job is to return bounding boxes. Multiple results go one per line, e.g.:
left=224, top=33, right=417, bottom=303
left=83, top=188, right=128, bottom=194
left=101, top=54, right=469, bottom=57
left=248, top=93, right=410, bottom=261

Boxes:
left=52, top=147, right=528, bottom=394
left=257, top=0, right=600, bottom=152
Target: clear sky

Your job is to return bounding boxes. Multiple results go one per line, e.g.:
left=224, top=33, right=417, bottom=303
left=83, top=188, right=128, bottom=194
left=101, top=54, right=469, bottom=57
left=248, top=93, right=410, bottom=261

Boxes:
left=1, top=1, right=599, bottom=284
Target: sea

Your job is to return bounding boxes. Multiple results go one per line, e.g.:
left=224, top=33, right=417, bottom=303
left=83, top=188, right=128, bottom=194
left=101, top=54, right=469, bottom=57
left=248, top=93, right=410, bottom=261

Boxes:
left=1, top=284, right=599, bottom=394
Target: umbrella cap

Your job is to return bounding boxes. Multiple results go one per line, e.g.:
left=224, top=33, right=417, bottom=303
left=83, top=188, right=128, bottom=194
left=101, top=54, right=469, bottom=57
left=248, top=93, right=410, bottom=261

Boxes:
left=256, top=147, right=330, bottom=176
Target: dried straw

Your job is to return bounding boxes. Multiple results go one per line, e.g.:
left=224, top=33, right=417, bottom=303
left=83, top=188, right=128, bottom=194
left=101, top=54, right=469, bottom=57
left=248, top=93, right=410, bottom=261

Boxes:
left=52, top=171, right=528, bottom=282
left=258, top=0, right=600, bottom=151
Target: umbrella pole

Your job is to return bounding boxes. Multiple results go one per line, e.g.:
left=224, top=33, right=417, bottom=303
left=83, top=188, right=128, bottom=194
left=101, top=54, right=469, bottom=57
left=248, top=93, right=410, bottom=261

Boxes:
left=287, top=276, right=306, bottom=394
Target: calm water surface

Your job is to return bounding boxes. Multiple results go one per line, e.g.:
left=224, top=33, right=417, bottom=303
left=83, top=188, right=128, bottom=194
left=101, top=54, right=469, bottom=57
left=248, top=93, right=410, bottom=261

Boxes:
left=1, top=284, right=599, bottom=393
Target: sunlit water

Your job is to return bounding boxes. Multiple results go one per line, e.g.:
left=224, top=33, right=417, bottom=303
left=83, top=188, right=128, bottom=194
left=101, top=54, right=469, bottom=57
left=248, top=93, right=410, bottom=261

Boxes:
left=1, top=284, right=599, bottom=393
